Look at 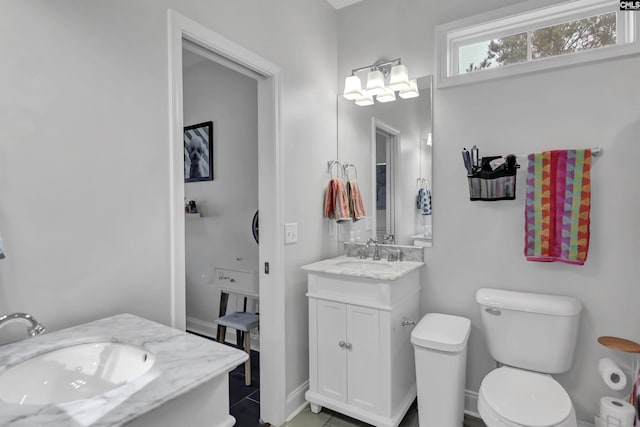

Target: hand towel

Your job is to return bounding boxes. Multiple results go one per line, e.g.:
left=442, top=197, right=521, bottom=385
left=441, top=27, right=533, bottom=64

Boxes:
left=324, top=178, right=351, bottom=222
left=417, top=187, right=432, bottom=215
left=524, top=149, right=592, bottom=265
left=347, top=179, right=366, bottom=221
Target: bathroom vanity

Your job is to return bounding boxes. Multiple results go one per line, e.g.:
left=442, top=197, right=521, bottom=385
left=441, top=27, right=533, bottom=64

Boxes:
left=302, top=255, right=423, bottom=427
left=0, top=313, right=247, bottom=427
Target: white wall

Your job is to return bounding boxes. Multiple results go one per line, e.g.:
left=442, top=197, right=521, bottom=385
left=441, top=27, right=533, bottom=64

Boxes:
left=182, top=53, right=259, bottom=332
left=0, top=0, right=338, bottom=416
left=338, top=0, right=640, bottom=422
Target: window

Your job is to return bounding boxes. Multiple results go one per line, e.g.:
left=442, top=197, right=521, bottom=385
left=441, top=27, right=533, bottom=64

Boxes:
left=437, top=0, right=639, bottom=87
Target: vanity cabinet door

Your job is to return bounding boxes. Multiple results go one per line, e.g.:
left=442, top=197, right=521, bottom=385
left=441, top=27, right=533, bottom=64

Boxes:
left=316, top=300, right=348, bottom=403
left=346, top=305, right=380, bottom=412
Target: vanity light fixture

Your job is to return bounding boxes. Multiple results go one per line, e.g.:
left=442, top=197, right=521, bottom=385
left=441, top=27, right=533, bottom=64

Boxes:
left=343, top=75, right=363, bottom=100
left=388, top=64, right=410, bottom=90
left=398, top=79, right=419, bottom=99
left=355, top=92, right=375, bottom=106
left=342, top=58, right=418, bottom=106
left=364, top=69, right=385, bottom=96
left=376, top=86, right=396, bottom=103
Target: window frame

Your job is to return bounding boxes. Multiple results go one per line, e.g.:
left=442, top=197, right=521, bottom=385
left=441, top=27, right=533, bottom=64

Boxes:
left=437, top=0, right=640, bottom=88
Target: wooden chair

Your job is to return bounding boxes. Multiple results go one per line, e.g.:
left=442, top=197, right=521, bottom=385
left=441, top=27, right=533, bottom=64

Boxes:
left=215, top=291, right=259, bottom=386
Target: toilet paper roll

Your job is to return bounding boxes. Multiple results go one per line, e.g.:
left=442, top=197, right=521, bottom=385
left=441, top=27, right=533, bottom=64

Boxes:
left=599, top=396, right=636, bottom=427
left=599, top=357, right=627, bottom=391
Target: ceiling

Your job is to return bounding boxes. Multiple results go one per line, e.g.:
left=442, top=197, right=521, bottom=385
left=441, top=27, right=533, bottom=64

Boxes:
left=326, top=0, right=363, bottom=9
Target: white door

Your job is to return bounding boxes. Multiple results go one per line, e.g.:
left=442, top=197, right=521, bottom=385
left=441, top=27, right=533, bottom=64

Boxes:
left=346, top=304, right=380, bottom=412
left=316, top=300, right=348, bottom=403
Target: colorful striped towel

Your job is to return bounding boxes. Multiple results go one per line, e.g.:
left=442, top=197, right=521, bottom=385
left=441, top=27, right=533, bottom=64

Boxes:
left=524, top=149, right=592, bottom=265
left=347, top=179, right=366, bottom=221
left=324, top=178, right=351, bottom=222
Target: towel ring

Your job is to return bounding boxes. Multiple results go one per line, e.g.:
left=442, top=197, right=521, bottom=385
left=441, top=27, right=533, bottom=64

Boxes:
left=345, top=164, right=357, bottom=181
left=328, top=160, right=343, bottom=179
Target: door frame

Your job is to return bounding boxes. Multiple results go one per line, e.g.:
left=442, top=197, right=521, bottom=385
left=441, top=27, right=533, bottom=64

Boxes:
left=371, top=118, right=400, bottom=241
left=167, top=10, right=286, bottom=425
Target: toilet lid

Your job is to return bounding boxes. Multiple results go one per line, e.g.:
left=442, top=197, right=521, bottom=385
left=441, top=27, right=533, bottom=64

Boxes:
left=480, top=367, right=572, bottom=427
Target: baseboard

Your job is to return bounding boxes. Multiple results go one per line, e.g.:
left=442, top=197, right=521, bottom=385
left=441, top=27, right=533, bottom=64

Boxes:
left=464, top=389, right=481, bottom=418
left=186, top=317, right=218, bottom=337
left=464, top=388, right=595, bottom=427
left=186, top=316, right=260, bottom=351
left=286, top=380, right=310, bottom=421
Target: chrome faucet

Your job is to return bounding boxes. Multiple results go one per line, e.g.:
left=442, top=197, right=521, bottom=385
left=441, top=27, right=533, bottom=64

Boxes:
left=382, top=234, right=395, bottom=245
left=366, top=238, right=381, bottom=261
left=361, top=238, right=376, bottom=259
left=0, top=313, right=46, bottom=338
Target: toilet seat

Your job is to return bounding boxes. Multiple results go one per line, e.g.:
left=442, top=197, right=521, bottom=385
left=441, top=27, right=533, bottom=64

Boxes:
left=478, top=367, right=576, bottom=427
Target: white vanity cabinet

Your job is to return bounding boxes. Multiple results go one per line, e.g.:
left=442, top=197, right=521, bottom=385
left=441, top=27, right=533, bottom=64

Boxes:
left=304, top=265, right=421, bottom=427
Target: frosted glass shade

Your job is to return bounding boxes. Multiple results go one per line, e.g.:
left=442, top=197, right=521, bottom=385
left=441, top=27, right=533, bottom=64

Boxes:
left=365, top=69, right=385, bottom=96
left=388, top=64, right=410, bottom=91
left=343, top=75, right=363, bottom=100
left=355, top=92, right=374, bottom=106
left=376, top=87, right=396, bottom=103
left=399, top=79, right=419, bottom=99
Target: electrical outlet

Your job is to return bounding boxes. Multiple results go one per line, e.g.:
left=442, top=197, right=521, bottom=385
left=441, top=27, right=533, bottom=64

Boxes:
left=284, top=223, right=298, bottom=244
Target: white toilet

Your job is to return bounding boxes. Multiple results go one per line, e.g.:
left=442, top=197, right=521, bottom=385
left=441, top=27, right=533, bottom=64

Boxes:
left=476, top=288, right=582, bottom=427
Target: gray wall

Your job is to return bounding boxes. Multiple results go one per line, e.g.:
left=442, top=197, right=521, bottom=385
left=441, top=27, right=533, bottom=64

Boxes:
left=182, top=53, right=259, bottom=333
left=338, top=0, right=640, bottom=422
left=0, top=0, right=338, bottom=415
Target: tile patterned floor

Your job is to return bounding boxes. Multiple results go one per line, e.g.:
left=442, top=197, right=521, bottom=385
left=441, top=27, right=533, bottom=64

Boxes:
left=283, top=403, right=487, bottom=427
left=188, top=331, right=486, bottom=427
left=229, top=349, right=261, bottom=426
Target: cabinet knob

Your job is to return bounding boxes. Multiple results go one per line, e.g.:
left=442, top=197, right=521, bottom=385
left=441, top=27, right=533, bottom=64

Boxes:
left=338, top=340, right=346, bottom=348
left=345, top=342, right=352, bottom=350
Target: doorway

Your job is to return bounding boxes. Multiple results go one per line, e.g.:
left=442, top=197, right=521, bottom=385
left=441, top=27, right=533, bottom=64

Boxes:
left=182, top=40, right=261, bottom=423
left=168, top=10, right=286, bottom=426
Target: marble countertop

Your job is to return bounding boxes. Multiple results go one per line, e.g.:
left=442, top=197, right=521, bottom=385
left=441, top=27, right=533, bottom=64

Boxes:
left=0, top=313, right=247, bottom=426
left=301, top=256, right=423, bottom=281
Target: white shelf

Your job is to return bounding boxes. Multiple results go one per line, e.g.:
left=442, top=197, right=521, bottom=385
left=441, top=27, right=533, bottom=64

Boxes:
left=185, top=212, right=201, bottom=218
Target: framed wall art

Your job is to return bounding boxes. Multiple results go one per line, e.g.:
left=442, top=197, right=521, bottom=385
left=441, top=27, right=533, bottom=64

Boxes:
left=184, top=121, right=213, bottom=182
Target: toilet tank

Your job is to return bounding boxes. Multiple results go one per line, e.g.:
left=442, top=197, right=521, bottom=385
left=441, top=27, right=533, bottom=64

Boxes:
left=476, top=288, right=582, bottom=374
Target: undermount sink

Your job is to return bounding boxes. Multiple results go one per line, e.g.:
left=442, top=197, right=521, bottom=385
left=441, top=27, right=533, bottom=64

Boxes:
left=0, top=341, right=155, bottom=405
left=334, top=260, right=393, bottom=271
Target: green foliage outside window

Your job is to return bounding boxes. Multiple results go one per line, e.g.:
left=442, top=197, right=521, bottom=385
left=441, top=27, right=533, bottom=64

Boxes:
left=464, top=12, right=617, bottom=73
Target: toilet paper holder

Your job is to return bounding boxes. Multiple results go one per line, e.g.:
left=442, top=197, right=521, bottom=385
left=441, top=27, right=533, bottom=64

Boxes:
left=598, top=335, right=640, bottom=425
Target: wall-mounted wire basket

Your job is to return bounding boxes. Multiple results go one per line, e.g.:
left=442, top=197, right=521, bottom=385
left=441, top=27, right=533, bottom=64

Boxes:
left=467, top=156, right=519, bottom=201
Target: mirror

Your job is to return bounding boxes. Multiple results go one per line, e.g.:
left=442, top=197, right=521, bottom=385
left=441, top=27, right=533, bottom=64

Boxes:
left=337, top=75, right=433, bottom=247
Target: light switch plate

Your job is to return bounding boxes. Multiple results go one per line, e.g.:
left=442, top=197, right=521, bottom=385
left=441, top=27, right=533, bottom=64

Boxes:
left=284, top=223, right=298, bottom=244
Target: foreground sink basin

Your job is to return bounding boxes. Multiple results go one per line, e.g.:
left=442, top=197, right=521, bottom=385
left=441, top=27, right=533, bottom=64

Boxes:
left=334, top=260, right=393, bottom=271
left=0, top=341, right=155, bottom=405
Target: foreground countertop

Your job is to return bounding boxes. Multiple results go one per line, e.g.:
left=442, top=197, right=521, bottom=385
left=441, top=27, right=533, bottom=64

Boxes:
left=301, top=255, right=423, bottom=281
left=0, top=313, right=247, bottom=426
